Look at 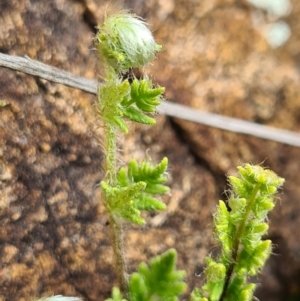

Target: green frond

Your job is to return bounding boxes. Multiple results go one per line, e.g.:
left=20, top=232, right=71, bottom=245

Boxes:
left=128, top=157, right=169, bottom=186
left=228, top=176, right=252, bottom=198
left=97, top=78, right=131, bottom=132
left=189, top=288, right=208, bottom=301
left=236, top=240, right=272, bottom=276
left=122, top=106, right=156, bottom=125
left=102, top=157, right=169, bottom=224
left=105, top=287, right=128, bottom=301
left=225, top=275, right=255, bottom=301
left=97, top=75, right=164, bottom=130
left=214, top=200, right=232, bottom=252
left=135, top=195, right=167, bottom=211
left=239, top=284, right=256, bottom=301
left=192, top=164, right=284, bottom=301
left=228, top=197, right=245, bottom=226
left=129, top=273, right=148, bottom=301
left=117, top=167, right=130, bottom=186
left=201, top=257, right=226, bottom=301
left=111, top=116, right=129, bottom=133
left=129, top=249, right=186, bottom=301
left=129, top=78, right=164, bottom=113
left=252, top=195, right=275, bottom=219
left=101, top=180, right=146, bottom=224
left=242, top=221, right=268, bottom=248
left=120, top=78, right=164, bottom=125
left=143, top=183, right=170, bottom=194
left=237, top=164, right=284, bottom=188
left=98, top=77, right=164, bottom=127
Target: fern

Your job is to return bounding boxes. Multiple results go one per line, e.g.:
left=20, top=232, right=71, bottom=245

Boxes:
left=124, top=157, right=169, bottom=194
left=122, top=78, right=165, bottom=125
left=101, top=157, right=169, bottom=224
left=106, top=288, right=127, bottom=301
left=32, top=11, right=286, bottom=301
left=97, top=77, right=164, bottom=132
left=191, top=164, right=284, bottom=301
left=106, top=249, right=186, bottom=301
left=122, top=106, right=156, bottom=125
left=97, top=77, right=131, bottom=133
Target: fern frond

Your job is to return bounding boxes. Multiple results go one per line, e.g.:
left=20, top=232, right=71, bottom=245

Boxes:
left=105, top=288, right=128, bottom=301
left=201, top=257, right=226, bottom=301
left=101, top=180, right=146, bottom=224
left=120, top=78, right=164, bottom=125
left=103, top=157, right=169, bottom=224
left=128, top=157, right=169, bottom=191
left=122, top=106, right=156, bottom=125
left=129, top=249, right=186, bottom=301
left=129, top=78, right=164, bottom=113
left=191, top=164, right=284, bottom=301
left=98, top=78, right=131, bottom=133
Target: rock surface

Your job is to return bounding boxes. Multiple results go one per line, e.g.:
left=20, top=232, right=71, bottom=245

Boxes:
left=0, top=1, right=300, bottom=301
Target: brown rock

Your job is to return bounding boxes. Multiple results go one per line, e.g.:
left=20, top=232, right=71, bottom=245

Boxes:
left=1, top=1, right=300, bottom=301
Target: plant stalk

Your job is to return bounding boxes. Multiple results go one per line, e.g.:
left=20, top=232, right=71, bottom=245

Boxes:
left=104, top=124, right=129, bottom=297
left=219, top=185, right=260, bottom=301
left=108, top=214, right=129, bottom=297
left=104, top=125, right=118, bottom=184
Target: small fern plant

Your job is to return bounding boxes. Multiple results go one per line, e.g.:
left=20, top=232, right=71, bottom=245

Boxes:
left=35, top=12, right=284, bottom=301
left=190, top=164, right=284, bottom=301
left=94, top=11, right=186, bottom=300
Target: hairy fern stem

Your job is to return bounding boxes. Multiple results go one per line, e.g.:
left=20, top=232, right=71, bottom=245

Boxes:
left=108, top=214, right=129, bottom=297
left=104, top=125, right=118, bottom=184
left=219, top=185, right=260, bottom=301
left=103, top=124, right=128, bottom=296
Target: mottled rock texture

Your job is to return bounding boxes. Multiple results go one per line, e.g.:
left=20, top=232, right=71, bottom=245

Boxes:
left=0, top=1, right=300, bottom=301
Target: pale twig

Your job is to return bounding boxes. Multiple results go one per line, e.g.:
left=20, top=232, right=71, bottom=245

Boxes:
left=0, top=53, right=97, bottom=93
left=158, top=102, right=300, bottom=147
left=1, top=52, right=300, bottom=147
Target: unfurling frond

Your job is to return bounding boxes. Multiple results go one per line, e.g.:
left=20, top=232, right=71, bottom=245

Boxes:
left=95, top=12, right=162, bottom=73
